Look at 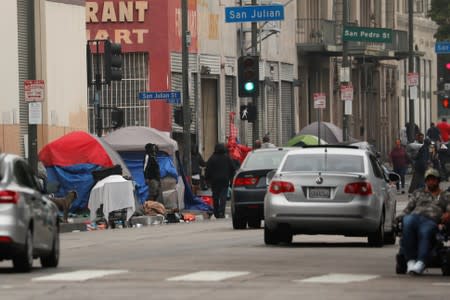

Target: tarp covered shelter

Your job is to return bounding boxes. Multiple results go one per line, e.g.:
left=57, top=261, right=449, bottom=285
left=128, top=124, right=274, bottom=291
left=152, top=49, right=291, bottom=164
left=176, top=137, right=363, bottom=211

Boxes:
left=103, top=126, right=179, bottom=205
left=38, top=131, right=131, bottom=212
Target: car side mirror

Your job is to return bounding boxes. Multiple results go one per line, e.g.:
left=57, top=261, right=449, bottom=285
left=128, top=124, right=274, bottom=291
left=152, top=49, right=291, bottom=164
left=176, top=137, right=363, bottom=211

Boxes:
left=388, top=172, right=400, bottom=183
left=266, top=170, right=276, bottom=186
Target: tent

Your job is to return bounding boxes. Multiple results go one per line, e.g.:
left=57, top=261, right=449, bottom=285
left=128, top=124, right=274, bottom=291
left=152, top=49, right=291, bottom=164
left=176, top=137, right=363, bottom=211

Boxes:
left=299, top=121, right=358, bottom=144
left=103, top=126, right=179, bottom=205
left=38, top=131, right=131, bottom=212
left=286, top=134, right=328, bottom=147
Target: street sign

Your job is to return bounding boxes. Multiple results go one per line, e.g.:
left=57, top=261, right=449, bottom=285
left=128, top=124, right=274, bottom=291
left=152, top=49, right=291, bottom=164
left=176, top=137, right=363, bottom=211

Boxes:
left=24, top=80, right=45, bottom=102
left=28, top=102, right=42, bottom=124
left=225, top=5, right=284, bottom=23
left=313, top=93, right=326, bottom=109
left=340, top=85, right=353, bottom=101
left=407, top=72, right=419, bottom=86
left=138, top=91, right=181, bottom=104
left=343, top=26, right=392, bottom=43
left=436, top=42, right=450, bottom=54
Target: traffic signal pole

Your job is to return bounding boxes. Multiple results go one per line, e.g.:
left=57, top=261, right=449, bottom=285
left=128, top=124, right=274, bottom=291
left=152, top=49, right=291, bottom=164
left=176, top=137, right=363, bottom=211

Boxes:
left=181, top=0, right=192, bottom=181
left=407, top=0, right=415, bottom=142
left=342, top=0, right=350, bottom=142
left=251, top=0, right=258, bottom=144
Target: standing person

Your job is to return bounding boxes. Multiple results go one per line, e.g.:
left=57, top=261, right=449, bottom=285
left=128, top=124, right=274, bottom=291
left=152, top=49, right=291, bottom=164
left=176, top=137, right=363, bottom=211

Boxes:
left=408, top=134, right=430, bottom=193
left=396, top=168, right=450, bottom=275
left=426, top=122, right=441, bottom=144
left=191, top=145, right=206, bottom=196
left=205, top=143, right=236, bottom=218
left=253, top=139, right=262, bottom=150
left=261, top=135, right=276, bottom=148
left=389, top=139, right=409, bottom=194
left=405, top=122, right=420, bottom=143
left=143, top=143, right=163, bottom=204
left=437, top=118, right=450, bottom=143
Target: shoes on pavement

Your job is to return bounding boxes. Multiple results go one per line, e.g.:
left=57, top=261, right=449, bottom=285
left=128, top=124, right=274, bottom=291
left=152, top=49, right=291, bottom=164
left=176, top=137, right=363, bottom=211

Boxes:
left=408, top=260, right=426, bottom=275
left=406, top=260, right=416, bottom=273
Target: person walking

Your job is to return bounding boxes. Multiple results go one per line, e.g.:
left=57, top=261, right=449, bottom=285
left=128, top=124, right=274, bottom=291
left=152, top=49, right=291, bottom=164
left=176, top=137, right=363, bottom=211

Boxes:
left=143, top=143, right=163, bottom=204
left=389, top=139, right=409, bottom=194
left=408, top=134, right=430, bottom=193
left=261, top=135, right=276, bottom=148
left=253, top=139, right=262, bottom=150
left=396, top=168, right=450, bottom=275
left=437, top=118, right=450, bottom=143
left=191, top=145, right=206, bottom=196
left=205, top=143, right=236, bottom=218
left=426, top=122, right=441, bottom=144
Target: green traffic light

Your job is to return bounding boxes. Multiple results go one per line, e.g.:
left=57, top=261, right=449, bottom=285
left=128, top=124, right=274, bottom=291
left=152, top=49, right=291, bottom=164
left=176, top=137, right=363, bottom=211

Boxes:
left=244, top=81, right=255, bottom=91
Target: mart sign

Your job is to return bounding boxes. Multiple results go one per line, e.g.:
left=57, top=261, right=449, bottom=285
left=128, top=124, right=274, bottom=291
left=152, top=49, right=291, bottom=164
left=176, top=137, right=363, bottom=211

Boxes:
left=343, top=26, right=392, bottom=43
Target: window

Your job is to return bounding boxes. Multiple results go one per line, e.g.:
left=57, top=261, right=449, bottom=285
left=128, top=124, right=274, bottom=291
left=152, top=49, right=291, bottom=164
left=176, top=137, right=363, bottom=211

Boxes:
left=242, top=150, right=289, bottom=170
left=369, top=155, right=383, bottom=179
left=281, top=154, right=364, bottom=173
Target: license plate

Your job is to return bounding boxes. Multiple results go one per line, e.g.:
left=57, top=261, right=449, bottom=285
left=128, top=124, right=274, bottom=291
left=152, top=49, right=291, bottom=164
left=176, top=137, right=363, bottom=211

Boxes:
left=308, top=187, right=331, bottom=199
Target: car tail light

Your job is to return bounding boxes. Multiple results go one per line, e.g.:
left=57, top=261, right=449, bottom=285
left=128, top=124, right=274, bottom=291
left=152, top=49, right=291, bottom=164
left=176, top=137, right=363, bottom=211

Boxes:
left=344, top=182, right=373, bottom=196
left=269, top=180, right=295, bottom=194
left=0, top=236, right=12, bottom=243
left=0, top=190, right=19, bottom=204
left=234, top=176, right=259, bottom=186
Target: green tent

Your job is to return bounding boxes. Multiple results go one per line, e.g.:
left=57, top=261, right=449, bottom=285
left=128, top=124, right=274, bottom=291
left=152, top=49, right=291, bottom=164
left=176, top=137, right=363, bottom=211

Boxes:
left=286, top=134, right=328, bottom=147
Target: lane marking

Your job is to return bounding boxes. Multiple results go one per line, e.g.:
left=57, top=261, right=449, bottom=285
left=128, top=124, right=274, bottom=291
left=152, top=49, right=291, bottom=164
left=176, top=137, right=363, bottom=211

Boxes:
left=167, top=271, right=250, bottom=282
left=432, top=282, right=450, bottom=286
left=0, top=285, right=13, bottom=289
left=296, top=273, right=379, bottom=284
left=32, top=270, right=128, bottom=282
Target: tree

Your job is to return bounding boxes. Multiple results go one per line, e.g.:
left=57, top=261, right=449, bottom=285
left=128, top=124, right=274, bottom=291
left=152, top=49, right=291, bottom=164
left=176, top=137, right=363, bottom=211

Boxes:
left=428, top=0, right=450, bottom=41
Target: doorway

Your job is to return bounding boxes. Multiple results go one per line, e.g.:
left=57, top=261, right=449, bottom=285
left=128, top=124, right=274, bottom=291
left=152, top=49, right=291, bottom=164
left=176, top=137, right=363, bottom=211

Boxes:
left=201, top=78, right=219, bottom=160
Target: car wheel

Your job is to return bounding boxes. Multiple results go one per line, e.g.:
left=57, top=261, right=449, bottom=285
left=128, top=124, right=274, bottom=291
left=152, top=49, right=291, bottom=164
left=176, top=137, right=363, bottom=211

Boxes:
left=279, top=229, right=293, bottom=244
left=396, top=253, right=407, bottom=274
left=13, top=228, right=33, bottom=272
left=40, top=228, right=60, bottom=268
left=384, top=230, right=396, bottom=245
left=264, top=224, right=279, bottom=245
left=232, top=211, right=247, bottom=229
left=247, top=218, right=261, bottom=229
left=368, top=213, right=385, bottom=247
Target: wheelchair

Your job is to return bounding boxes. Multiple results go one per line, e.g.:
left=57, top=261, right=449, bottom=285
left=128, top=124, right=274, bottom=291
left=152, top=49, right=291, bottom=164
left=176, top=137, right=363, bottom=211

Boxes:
left=395, top=218, right=450, bottom=276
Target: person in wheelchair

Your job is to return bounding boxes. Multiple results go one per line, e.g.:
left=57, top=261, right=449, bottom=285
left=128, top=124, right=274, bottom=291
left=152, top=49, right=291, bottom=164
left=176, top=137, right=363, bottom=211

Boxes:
left=396, top=168, right=450, bottom=275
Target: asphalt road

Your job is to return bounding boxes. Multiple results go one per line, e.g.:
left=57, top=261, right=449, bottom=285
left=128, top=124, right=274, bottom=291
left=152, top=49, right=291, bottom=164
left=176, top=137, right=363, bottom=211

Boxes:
left=0, top=176, right=449, bottom=300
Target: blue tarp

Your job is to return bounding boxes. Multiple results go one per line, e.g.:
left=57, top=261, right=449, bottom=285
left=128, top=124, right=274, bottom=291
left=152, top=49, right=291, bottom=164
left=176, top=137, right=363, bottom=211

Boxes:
left=119, top=151, right=178, bottom=204
left=46, top=163, right=101, bottom=212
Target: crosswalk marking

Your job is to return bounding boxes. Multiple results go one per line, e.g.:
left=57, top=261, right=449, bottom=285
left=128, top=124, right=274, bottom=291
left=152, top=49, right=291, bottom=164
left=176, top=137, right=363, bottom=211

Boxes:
left=296, top=273, right=379, bottom=284
left=167, top=271, right=250, bottom=282
left=32, top=270, right=128, bottom=282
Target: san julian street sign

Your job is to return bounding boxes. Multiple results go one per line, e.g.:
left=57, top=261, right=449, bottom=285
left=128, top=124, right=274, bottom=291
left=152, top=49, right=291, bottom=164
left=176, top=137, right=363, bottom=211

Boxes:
left=435, top=42, right=450, bottom=54
left=343, top=26, right=392, bottom=43
left=139, top=91, right=181, bottom=104
left=225, top=5, right=284, bottom=23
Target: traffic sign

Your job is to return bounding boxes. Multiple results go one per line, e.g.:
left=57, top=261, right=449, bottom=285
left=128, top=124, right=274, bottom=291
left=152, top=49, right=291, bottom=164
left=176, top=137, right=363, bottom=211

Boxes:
left=313, top=93, right=326, bottom=109
left=340, top=85, right=353, bottom=101
left=407, top=73, right=419, bottom=86
left=138, top=91, right=181, bottom=104
left=436, top=42, right=450, bottom=54
left=343, top=26, right=392, bottom=43
left=225, top=5, right=284, bottom=23
left=24, top=80, right=45, bottom=102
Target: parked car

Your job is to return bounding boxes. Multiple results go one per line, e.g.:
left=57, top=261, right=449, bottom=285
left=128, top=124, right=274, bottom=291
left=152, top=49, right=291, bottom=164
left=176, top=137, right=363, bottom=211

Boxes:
left=264, top=145, right=399, bottom=246
left=231, top=147, right=293, bottom=229
left=0, top=153, right=60, bottom=272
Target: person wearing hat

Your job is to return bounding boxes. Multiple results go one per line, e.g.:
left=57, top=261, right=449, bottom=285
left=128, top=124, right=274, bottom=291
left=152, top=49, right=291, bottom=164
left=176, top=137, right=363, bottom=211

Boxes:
left=397, top=168, right=450, bottom=275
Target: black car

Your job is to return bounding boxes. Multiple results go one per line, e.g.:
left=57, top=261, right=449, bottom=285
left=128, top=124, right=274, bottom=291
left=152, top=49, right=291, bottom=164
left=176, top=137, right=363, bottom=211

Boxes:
left=231, top=147, right=292, bottom=229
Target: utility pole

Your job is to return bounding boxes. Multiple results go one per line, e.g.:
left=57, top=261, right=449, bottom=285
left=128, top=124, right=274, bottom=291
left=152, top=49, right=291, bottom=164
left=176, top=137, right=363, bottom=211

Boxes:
left=407, top=0, right=415, bottom=142
left=251, top=0, right=258, bottom=144
left=342, top=0, right=350, bottom=142
left=182, top=0, right=192, bottom=180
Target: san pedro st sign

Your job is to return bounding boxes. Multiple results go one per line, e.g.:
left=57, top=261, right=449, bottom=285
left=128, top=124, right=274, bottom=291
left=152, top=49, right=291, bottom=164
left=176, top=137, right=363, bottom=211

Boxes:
left=343, top=26, right=393, bottom=43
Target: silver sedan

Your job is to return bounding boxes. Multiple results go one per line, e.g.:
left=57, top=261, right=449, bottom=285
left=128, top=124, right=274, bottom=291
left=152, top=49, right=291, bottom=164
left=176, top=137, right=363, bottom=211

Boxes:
left=264, top=146, right=399, bottom=247
left=0, top=153, right=60, bottom=272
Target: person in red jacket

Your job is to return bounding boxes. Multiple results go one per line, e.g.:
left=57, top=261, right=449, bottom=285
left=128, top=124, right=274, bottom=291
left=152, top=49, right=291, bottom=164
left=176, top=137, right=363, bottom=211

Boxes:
left=437, top=118, right=450, bottom=142
left=389, top=139, right=409, bottom=194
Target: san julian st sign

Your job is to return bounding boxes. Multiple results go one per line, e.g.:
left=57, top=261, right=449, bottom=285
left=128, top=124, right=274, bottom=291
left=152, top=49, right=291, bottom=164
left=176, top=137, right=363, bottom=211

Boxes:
left=225, top=5, right=285, bottom=23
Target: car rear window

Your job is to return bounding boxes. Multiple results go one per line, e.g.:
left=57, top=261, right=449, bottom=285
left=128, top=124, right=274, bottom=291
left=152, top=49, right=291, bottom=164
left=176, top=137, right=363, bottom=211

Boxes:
left=242, top=150, right=289, bottom=170
left=281, top=154, right=364, bottom=173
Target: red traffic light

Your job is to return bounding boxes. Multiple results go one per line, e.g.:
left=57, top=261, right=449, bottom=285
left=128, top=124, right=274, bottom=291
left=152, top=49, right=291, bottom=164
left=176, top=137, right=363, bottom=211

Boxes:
left=442, top=97, right=450, bottom=109
left=446, top=62, right=450, bottom=71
